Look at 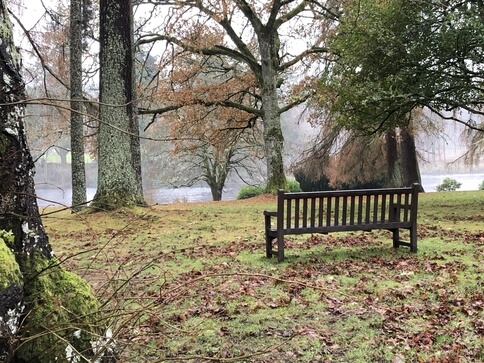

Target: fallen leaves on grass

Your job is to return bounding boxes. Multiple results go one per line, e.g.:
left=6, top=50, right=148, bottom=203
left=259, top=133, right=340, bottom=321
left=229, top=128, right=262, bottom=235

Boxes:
left=41, top=201, right=484, bottom=362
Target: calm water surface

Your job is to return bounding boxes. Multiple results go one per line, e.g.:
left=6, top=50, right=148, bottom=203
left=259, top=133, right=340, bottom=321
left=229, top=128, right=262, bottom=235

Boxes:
left=36, top=173, right=484, bottom=207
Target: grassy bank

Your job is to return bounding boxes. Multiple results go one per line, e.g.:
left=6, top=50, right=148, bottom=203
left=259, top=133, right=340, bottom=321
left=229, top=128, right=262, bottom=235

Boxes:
left=40, top=191, right=484, bottom=362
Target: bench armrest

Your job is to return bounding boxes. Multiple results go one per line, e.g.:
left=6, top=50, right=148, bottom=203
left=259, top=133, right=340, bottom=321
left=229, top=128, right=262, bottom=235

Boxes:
left=263, top=210, right=277, bottom=217
left=264, top=210, right=277, bottom=232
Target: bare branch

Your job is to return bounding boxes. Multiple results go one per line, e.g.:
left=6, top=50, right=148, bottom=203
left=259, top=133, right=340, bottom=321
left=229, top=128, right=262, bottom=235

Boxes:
left=8, top=9, right=69, bottom=92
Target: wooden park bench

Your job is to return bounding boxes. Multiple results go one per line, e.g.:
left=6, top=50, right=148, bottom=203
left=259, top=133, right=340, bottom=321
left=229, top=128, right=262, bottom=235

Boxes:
left=264, top=183, right=421, bottom=262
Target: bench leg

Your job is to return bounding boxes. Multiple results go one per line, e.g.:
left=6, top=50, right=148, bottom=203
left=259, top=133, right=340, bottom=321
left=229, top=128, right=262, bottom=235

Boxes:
left=277, top=230, right=285, bottom=262
left=277, top=237, right=284, bottom=262
left=266, top=234, right=274, bottom=258
left=410, top=227, right=417, bottom=253
left=392, top=229, right=400, bottom=249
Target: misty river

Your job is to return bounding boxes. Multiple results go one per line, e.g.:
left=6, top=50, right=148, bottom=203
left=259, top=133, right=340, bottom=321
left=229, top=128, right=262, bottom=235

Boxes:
left=36, top=173, right=484, bottom=207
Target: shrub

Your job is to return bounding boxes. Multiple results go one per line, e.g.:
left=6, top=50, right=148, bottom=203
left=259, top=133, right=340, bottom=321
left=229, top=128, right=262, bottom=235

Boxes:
left=435, top=177, right=462, bottom=192
left=236, top=185, right=265, bottom=200
left=286, top=178, right=302, bottom=192
left=479, top=180, right=484, bottom=191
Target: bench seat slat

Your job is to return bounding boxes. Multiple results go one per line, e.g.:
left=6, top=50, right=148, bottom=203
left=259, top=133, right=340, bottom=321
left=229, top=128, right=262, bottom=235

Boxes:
left=267, top=220, right=412, bottom=236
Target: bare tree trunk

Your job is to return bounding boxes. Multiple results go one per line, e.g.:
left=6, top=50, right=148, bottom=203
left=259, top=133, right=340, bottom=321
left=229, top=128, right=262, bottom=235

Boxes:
left=70, top=0, right=87, bottom=212
left=1, top=3, right=114, bottom=361
left=399, top=126, right=422, bottom=186
left=385, top=130, right=402, bottom=187
left=130, top=1, right=144, bottom=203
left=209, top=185, right=223, bottom=201
left=384, top=127, right=421, bottom=188
left=94, top=0, right=146, bottom=210
left=202, top=153, right=227, bottom=201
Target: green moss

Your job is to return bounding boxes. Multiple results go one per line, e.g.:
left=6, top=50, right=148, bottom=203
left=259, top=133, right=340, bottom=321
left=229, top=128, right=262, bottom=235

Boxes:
left=91, top=190, right=139, bottom=211
left=0, top=237, right=22, bottom=290
left=265, top=174, right=286, bottom=193
left=15, top=251, right=103, bottom=363
left=0, top=230, right=14, bottom=246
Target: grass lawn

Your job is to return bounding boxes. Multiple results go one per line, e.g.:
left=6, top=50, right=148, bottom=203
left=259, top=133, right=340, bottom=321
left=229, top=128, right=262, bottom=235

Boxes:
left=40, top=191, right=484, bottom=362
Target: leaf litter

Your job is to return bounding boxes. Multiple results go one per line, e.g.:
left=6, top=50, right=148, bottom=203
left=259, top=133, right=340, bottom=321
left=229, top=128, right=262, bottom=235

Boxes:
left=41, top=193, right=484, bottom=362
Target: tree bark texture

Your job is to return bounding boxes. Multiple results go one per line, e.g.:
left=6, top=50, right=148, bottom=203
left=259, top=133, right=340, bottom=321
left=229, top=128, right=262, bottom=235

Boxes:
left=94, top=0, right=145, bottom=209
left=1, top=3, right=114, bottom=361
left=259, top=32, right=286, bottom=192
left=70, top=0, right=87, bottom=212
left=201, top=153, right=226, bottom=201
left=399, top=126, right=422, bottom=187
left=1, top=3, right=34, bottom=358
left=129, top=5, right=144, bottom=202
left=0, top=2, right=53, bottom=259
left=385, top=130, right=402, bottom=187
left=385, top=127, right=422, bottom=188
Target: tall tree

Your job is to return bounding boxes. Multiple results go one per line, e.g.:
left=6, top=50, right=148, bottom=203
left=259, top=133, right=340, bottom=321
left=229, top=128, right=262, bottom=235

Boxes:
left=138, top=0, right=340, bottom=192
left=153, top=54, right=265, bottom=200
left=93, top=0, right=145, bottom=209
left=304, top=0, right=484, bottom=186
left=0, top=2, right=113, bottom=361
left=318, top=0, right=484, bottom=134
left=11, top=1, right=100, bottom=205
left=70, top=0, right=87, bottom=211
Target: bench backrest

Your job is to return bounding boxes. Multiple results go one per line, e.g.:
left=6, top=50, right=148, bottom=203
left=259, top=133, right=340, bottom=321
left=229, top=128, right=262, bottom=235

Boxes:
left=276, top=183, right=420, bottom=233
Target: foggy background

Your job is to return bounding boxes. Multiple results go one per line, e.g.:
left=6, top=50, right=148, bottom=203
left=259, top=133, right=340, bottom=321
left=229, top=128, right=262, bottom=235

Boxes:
left=33, top=109, right=484, bottom=207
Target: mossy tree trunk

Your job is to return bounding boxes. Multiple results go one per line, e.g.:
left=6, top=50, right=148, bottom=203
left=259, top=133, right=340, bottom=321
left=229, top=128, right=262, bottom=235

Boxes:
left=0, top=3, right=31, bottom=354
left=0, top=3, right=114, bottom=361
left=93, top=0, right=145, bottom=210
left=259, top=30, right=286, bottom=193
left=70, top=0, right=87, bottom=212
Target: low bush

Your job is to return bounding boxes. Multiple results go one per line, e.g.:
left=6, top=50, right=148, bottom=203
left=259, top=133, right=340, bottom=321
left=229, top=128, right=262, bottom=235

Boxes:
left=286, top=178, right=302, bottom=192
left=236, top=185, right=265, bottom=200
left=479, top=180, right=484, bottom=190
left=237, top=179, right=301, bottom=199
left=435, top=177, right=462, bottom=192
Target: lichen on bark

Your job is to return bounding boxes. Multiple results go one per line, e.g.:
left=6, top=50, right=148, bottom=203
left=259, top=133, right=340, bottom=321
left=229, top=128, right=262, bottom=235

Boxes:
left=93, top=0, right=145, bottom=210
left=0, top=236, right=23, bottom=361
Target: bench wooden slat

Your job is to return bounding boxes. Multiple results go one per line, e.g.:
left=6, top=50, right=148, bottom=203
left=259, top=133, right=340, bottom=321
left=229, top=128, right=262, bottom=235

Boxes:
left=381, top=193, right=387, bottom=222
left=318, top=197, right=323, bottom=227
left=357, top=195, right=363, bottom=225
left=295, top=198, right=300, bottom=228
left=302, top=198, right=308, bottom=228
left=334, top=197, right=340, bottom=226
left=310, top=197, right=316, bottom=228
left=372, top=193, right=378, bottom=224
left=342, top=196, right=348, bottom=226
left=287, top=198, right=292, bottom=229
left=281, top=221, right=412, bottom=234
left=326, top=197, right=332, bottom=227
left=404, top=193, right=410, bottom=221
left=349, top=195, right=355, bottom=225
left=365, top=195, right=371, bottom=224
